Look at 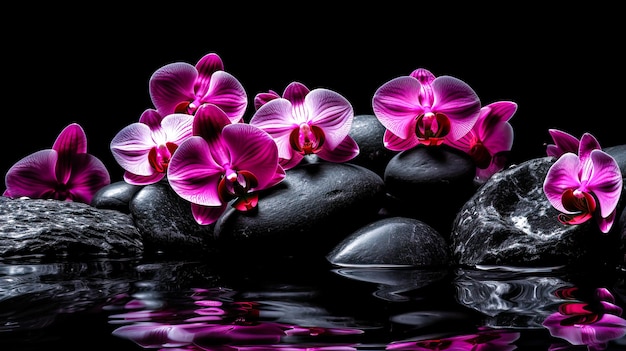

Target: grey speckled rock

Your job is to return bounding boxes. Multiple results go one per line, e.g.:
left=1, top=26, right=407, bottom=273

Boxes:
left=0, top=196, right=142, bottom=258
left=214, top=162, right=386, bottom=258
left=326, top=216, right=450, bottom=267
left=451, top=157, right=622, bottom=268
left=130, top=180, right=215, bottom=257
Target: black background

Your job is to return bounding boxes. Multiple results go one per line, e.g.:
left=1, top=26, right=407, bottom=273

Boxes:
left=3, top=6, right=623, bottom=183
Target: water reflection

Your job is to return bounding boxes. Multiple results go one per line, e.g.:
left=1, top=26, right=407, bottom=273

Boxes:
left=3, top=257, right=626, bottom=350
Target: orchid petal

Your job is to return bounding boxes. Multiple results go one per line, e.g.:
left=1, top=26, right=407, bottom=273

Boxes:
left=149, top=62, right=197, bottom=116
left=53, top=123, right=87, bottom=155
left=253, top=90, right=280, bottom=110
left=249, top=98, right=298, bottom=160
left=305, top=88, right=354, bottom=150
left=191, top=202, right=227, bottom=226
left=585, top=149, right=623, bottom=220
left=123, top=170, right=165, bottom=186
left=64, top=153, right=111, bottom=204
left=54, top=123, right=88, bottom=183
left=543, top=153, right=582, bottom=213
left=372, top=76, right=423, bottom=139
left=222, top=123, right=283, bottom=189
left=383, top=129, right=420, bottom=151
left=4, top=150, right=58, bottom=198
left=160, top=113, right=194, bottom=145
left=282, top=81, right=310, bottom=106
left=578, top=132, right=602, bottom=164
left=480, top=121, right=514, bottom=155
left=110, top=123, right=157, bottom=176
left=193, top=53, right=224, bottom=96
left=430, top=76, right=481, bottom=141
left=200, top=70, right=247, bottom=123
left=547, top=129, right=580, bottom=158
left=138, top=109, right=164, bottom=129
left=192, top=104, right=232, bottom=165
left=543, top=312, right=626, bottom=346
left=316, top=135, right=359, bottom=163
left=167, top=136, right=224, bottom=207
left=280, top=153, right=303, bottom=170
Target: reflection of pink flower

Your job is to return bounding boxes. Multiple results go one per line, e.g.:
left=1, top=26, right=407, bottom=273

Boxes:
left=543, top=287, right=626, bottom=350
left=386, top=328, right=519, bottom=350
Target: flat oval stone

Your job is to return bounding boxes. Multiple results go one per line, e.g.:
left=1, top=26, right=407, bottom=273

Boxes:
left=213, top=162, right=386, bottom=258
left=326, top=216, right=450, bottom=267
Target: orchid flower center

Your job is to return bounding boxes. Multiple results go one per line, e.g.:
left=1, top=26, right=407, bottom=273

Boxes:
left=217, top=169, right=260, bottom=211
left=50, top=183, right=71, bottom=201
left=148, top=142, right=178, bottom=173
left=557, top=188, right=597, bottom=225
left=174, top=101, right=199, bottom=115
left=415, top=112, right=451, bottom=146
left=289, top=123, right=325, bottom=155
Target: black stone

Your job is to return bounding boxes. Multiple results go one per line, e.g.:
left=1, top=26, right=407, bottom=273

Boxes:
left=326, top=216, right=450, bottom=267
left=214, top=162, right=386, bottom=258
left=91, top=180, right=142, bottom=213
left=129, top=180, right=215, bottom=257
left=383, top=144, right=476, bottom=236
left=349, top=114, right=398, bottom=177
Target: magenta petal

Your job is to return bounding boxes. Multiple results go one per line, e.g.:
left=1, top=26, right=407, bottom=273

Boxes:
left=64, top=154, right=111, bottom=204
left=222, top=123, right=282, bottom=189
left=249, top=98, right=298, bottom=160
left=578, top=132, right=602, bottom=164
left=138, top=108, right=163, bottom=128
left=585, top=150, right=623, bottom=220
left=305, top=88, right=354, bottom=150
left=110, top=123, right=157, bottom=176
left=160, top=113, right=194, bottom=145
left=316, top=135, right=359, bottom=163
left=191, top=202, right=227, bottom=225
left=480, top=121, right=514, bottom=155
left=544, top=312, right=626, bottom=346
left=372, top=76, right=423, bottom=139
left=383, top=129, right=420, bottom=151
left=200, top=70, right=247, bottom=123
left=282, top=81, right=310, bottom=106
left=430, top=76, right=481, bottom=141
left=543, top=153, right=582, bottom=213
left=194, top=53, right=225, bottom=95
left=167, top=136, right=224, bottom=207
left=123, top=171, right=165, bottom=186
left=254, top=90, right=280, bottom=110
left=53, top=123, right=87, bottom=155
left=280, top=153, right=303, bottom=170
left=547, top=129, right=580, bottom=158
left=149, top=62, right=197, bottom=115
left=4, top=150, right=58, bottom=198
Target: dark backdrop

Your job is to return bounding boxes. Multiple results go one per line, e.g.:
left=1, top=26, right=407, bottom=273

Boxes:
left=3, top=6, right=623, bottom=183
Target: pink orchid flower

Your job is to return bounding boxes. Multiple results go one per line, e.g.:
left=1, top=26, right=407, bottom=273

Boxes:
left=249, top=81, right=359, bottom=170
left=167, top=104, right=285, bottom=225
left=372, top=68, right=481, bottom=150
left=546, top=129, right=581, bottom=158
left=543, top=132, right=623, bottom=233
left=4, top=123, right=110, bottom=204
left=148, top=52, right=248, bottom=123
left=110, top=108, right=194, bottom=185
left=445, top=101, right=518, bottom=183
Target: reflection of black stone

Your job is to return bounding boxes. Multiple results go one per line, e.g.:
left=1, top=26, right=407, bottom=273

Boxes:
left=454, top=267, right=570, bottom=328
